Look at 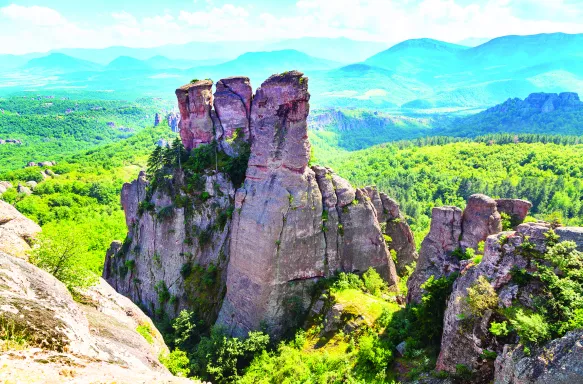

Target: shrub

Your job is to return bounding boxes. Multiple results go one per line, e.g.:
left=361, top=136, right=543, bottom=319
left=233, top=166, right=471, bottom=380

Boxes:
left=160, top=349, right=191, bottom=377
left=362, top=267, right=386, bottom=297
left=509, top=310, right=550, bottom=345
left=136, top=323, right=154, bottom=344
left=465, top=276, right=498, bottom=317
left=355, top=332, right=393, bottom=376
left=490, top=321, right=510, bottom=337
left=332, top=272, right=364, bottom=292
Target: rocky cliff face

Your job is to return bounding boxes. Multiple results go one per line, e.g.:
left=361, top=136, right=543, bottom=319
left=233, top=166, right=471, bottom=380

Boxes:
left=435, top=222, right=583, bottom=381
left=0, top=203, right=187, bottom=383
left=407, top=195, right=521, bottom=304
left=107, top=71, right=403, bottom=338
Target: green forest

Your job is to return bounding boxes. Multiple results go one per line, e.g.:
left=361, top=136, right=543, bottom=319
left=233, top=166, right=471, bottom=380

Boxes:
left=0, top=96, right=168, bottom=171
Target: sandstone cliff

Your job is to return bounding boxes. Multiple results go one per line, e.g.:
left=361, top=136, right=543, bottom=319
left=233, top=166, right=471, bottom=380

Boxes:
left=0, top=202, right=188, bottom=383
left=407, top=195, right=526, bottom=304
left=106, top=71, right=403, bottom=339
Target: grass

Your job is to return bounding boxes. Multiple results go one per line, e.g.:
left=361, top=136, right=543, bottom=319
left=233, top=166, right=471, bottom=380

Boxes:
left=333, top=289, right=400, bottom=326
left=136, top=322, right=155, bottom=345
left=0, top=316, right=29, bottom=352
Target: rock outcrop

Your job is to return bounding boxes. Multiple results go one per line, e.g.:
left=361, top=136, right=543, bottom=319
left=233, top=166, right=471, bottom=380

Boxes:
left=496, top=199, right=532, bottom=227
left=0, top=200, right=41, bottom=259
left=407, top=194, right=524, bottom=304
left=104, top=169, right=234, bottom=323
left=435, top=222, right=583, bottom=380
left=377, top=192, right=418, bottom=273
left=176, top=80, right=215, bottom=150
left=217, top=71, right=397, bottom=338
left=0, top=203, right=189, bottom=382
left=108, top=71, right=399, bottom=339
left=407, top=206, right=462, bottom=303
left=494, top=330, right=583, bottom=384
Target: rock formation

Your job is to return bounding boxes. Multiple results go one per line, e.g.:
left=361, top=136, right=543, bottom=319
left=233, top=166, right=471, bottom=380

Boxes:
left=154, top=112, right=161, bottom=126
left=407, top=195, right=523, bottom=304
left=0, top=203, right=187, bottom=382
left=0, top=200, right=41, bottom=259
left=376, top=192, right=418, bottom=273
left=167, top=112, right=180, bottom=133
left=107, top=71, right=400, bottom=339
left=435, top=222, right=583, bottom=380
left=494, top=330, right=583, bottom=384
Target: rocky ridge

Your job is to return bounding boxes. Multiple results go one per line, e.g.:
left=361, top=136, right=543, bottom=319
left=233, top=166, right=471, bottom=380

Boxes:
left=0, top=201, right=189, bottom=383
left=105, top=71, right=412, bottom=339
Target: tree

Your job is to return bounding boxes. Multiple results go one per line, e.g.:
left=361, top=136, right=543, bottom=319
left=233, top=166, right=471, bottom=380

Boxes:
left=29, top=221, right=97, bottom=290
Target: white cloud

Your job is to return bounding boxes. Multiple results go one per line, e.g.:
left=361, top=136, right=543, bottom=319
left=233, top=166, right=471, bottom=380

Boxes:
left=0, top=1, right=582, bottom=55
left=0, top=4, right=67, bottom=26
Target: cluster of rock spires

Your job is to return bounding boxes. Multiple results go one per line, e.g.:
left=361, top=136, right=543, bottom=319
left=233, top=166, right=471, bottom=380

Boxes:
left=104, top=71, right=418, bottom=338
left=408, top=193, right=583, bottom=383
left=492, top=92, right=582, bottom=114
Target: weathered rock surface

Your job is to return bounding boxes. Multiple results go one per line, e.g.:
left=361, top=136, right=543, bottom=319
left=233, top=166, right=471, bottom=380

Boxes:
left=555, top=226, right=583, bottom=251
left=216, top=72, right=398, bottom=338
left=436, top=222, right=583, bottom=380
left=104, top=170, right=234, bottom=322
left=496, top=199, right=532, bottom=226
left=378, top=193, right=418, bottom=273
left=0, top=200, right=41, bottom=259
left=0, top=251, right=180, bottom=380
left=494, top=330, right=583, bottom=384
left=407, top=206, right=462, bottom=303
left=214, top=77, right=252, bottom=156
left=460, top=194, right=502, bottom=251
left=176, top=80, right=215, bottom=150
left=407, top=194, right=528, bottom=304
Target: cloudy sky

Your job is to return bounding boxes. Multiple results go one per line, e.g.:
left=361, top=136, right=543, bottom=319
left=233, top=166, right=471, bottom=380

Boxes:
left=0, top=0, right=582, bottom=54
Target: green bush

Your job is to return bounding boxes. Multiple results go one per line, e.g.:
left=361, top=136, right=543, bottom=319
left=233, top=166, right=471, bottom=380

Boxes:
left=362, top=267, right=387, bottom=297
left=509, top=310, right=550, bottom=345
left=159, top=348, right=191, bottom=377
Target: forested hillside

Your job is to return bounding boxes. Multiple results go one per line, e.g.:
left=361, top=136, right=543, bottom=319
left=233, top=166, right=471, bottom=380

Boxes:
left=320, top=135, right=583, bottom=240
left=0, top=96, right=169, bottom=171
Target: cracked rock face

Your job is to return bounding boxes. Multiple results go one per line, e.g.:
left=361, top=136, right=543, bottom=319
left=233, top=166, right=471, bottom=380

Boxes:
left=494, top=330, right=583, bottom=384
left=176, top=80, right=215, bottom=150
left=216, top=72, right=397, bottom=338
left=407, top=194, right=523, bottom=304
left=110, top=71, right=399, bottom=340
left=435, top=222, right=583, bottom=381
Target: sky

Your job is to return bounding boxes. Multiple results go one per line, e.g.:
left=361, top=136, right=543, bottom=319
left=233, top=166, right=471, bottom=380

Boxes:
left=0, top=0, right=582, bottom=54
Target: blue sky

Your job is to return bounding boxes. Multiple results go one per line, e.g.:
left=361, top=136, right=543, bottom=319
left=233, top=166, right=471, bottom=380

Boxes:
left=0, top=0, right=582, bottom=54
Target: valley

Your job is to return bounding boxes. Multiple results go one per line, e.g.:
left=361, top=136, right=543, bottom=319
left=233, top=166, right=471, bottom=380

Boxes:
left=1, top=27, right=583, bottom=384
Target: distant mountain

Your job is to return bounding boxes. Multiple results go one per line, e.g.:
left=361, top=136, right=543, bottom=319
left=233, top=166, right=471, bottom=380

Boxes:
left=264, top=37, right=388, bottom=63
left=107, top=56, right=152, bottom=71
left=437, top=92, right=583, bottom=137
left=365, top=38, right=468, bottom=78
left=23, top=53, right=102, bottom=73
left=189, top=50, right=342, bottom=84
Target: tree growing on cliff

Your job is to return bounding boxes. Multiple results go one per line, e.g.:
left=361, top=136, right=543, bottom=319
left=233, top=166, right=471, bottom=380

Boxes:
left=29, top=221, right=97, bottom=290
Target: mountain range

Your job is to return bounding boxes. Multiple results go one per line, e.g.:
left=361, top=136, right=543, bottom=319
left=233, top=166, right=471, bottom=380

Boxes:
left=1, top=33, right=582, bottom=110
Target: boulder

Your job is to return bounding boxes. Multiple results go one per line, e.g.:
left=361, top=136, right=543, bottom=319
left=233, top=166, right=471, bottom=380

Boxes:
left=0, top=200, right=41, bottom=259
left=0, top=181, right=13, bottom=190
left=25, top=180, right=38, bottom=190
left=494, top=330, right=583, bottom=384
left=17, top=184, right=32, bottom=195
left=460, top=194, right=502, bottom=251
left=495, top=199, right=532, bottom=227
